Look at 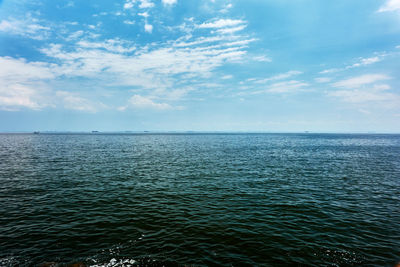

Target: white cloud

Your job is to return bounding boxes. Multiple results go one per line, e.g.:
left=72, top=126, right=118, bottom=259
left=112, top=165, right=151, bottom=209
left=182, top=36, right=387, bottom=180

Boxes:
left=346, top=56, right=382, bottom=69
left=241, top=80, right=308, bottom=95
left=126, top=94, right=172, bottom=110
left=2, top=14, right=255, bottom=111
left=0, top=56, right=109, bottom=112
left=56, top=91, right=98, bottom=112
left=252, top=55, right=271, bottom=62
left=373, top=84, right=391, bottom=90
left=378, top=0, right=400, bottom=12
left=328, top=74, right=399, bottom=106
left=198, top=19, right=245, bottom=29
left=92, top=12, right=108, bottom=17
left=221, top=75, right=233, bottom=79
left=252, top=71, right=302, bottom=84
left=174, top=35, right=238, bottom=47
left=138, top=12, right=149, bottom=18
left=139, top=0, right=154, bottom=8
left=124, top=2, right=134, bottom=9
left=124, top=0, right=155, bottom=9
left=144, top=23, right=153, bottom=33
left=124, top=0, right=135, bottom=9
left=67, top=30, right=84, bottom=40
left=123, top=20, right=135, bottom=25
left=319, top=68, right=340, bottom=74
left=154, top=87, right=193, bottom=101
left=39, top=41, right=247, bottom=89
left=360, top=56, right=381, bottom=65
left=266, top=80, right=308, bottom=93
left=271, top=71, right=302, bottom=81
left=358, top=109, right=371, bottom=114
left=0, top=57, right=55, bottom=81
left=332, top=74, right=391, bottom=88
left=328, top=89, right=399, bottom=104
left=216, top=25, right=246, bottom=34
left=220, top=3, right=233, bottom=13
left=162, top=0, right=177, bottom=5
left=0, top=18, right=50, bottom=40
left=65, top=1, right=75, bottom=8
left=225, top=39, right=258, bottom=47
left=320, top=55, right=383, bottom=74
left=39, top=17, right=251, bottom=87
left=0, top=57, right=55, bottom=110
left=0, top=83, right=44, bottom=111
left=77, top=39, right=136, bottom=53
left=315, top=77, right=331, bottom=83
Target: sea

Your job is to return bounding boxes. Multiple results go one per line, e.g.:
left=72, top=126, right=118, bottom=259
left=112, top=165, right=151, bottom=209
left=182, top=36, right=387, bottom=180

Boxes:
left=0, top=133, right=399, bottom=266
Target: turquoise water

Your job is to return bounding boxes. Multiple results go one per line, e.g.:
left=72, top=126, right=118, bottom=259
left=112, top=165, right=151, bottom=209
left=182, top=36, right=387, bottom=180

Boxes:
left=0, top=133, right=399, bottom=266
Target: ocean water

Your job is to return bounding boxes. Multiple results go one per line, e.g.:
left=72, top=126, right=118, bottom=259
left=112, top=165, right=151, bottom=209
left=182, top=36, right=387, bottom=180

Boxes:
left=0, top=133, right=399, bottom=266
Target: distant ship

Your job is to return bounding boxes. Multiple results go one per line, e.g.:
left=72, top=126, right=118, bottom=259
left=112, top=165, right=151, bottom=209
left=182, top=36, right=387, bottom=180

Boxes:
left=33, top=131, right=40, bottom=134
left=92, top=131, right=99, bottom=133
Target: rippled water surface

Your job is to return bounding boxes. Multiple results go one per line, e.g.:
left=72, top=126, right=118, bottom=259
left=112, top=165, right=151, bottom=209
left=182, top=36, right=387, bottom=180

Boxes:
left=0, top=133, right=399, bottom=266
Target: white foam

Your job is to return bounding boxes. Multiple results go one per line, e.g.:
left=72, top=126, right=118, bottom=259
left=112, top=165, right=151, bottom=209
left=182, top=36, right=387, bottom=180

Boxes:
left=90, top=258, right=137, bottom=267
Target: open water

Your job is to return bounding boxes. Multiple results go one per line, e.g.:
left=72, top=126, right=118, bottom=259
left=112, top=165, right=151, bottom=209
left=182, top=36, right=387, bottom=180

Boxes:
left=0, top=133, right=399, bottom=266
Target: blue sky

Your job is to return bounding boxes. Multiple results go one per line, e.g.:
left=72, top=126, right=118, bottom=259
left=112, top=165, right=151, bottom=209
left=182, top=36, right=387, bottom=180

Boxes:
left=0, top=0, right=400, bottom=132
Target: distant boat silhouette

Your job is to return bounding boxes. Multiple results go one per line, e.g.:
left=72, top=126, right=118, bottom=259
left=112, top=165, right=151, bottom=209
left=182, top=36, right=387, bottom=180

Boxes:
left=33, top=131, right=40, bottom=134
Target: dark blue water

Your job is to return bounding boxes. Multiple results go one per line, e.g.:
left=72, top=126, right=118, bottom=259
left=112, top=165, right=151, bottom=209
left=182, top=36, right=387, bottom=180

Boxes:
left=0, top=133, right=399, bottom=266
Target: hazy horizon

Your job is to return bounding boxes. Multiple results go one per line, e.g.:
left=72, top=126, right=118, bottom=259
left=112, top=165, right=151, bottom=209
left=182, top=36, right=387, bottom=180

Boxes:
left=1, top=130, right=400, bottom=134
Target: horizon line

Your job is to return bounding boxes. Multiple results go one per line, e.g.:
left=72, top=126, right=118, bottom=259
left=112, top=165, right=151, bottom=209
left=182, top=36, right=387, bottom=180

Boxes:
left=1, top=131, right=399, bottom=135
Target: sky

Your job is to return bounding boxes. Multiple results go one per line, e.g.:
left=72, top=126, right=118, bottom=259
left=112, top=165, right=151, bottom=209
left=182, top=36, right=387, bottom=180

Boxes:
left=0, top=0, right=400, bottom=132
